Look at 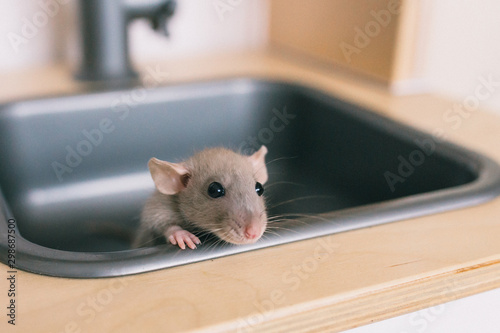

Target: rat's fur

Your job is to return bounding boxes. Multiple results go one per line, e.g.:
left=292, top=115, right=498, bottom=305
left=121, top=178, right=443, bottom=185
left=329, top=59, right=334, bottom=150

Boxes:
left=132, top=147, right=268, bottom=249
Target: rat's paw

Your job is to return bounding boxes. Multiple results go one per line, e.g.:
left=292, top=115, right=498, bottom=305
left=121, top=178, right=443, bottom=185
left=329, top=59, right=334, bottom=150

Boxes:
left=166, top=229, right=201, bottom=250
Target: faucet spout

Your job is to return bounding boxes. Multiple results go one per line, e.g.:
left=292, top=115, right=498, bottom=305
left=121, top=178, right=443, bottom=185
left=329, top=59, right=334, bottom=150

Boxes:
left=76, top=0, right=176, bottom=82
left=124, top=0, right=176, bottom=35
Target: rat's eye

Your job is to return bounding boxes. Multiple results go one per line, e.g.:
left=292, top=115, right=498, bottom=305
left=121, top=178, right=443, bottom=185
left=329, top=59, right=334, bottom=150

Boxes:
left=255, top=182, right=264, bottom=196
left=208, top=182, right=225, bottom=198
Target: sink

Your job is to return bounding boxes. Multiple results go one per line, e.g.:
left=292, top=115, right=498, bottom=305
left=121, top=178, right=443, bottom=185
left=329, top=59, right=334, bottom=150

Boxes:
left=1, top=78, right=500, bottom=278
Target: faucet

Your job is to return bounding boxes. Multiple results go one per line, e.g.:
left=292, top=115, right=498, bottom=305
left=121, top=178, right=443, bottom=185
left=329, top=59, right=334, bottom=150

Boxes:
left=76, top=0, right=176, bottom=82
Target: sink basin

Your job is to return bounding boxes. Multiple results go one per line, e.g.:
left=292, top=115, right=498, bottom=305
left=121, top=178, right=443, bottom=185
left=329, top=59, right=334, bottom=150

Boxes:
left=1, top=78, right=500, bottom=278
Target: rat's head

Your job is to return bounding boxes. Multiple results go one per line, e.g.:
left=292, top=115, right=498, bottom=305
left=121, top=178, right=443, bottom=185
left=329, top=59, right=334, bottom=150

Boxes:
left=148, top=146, right=268, bottom=245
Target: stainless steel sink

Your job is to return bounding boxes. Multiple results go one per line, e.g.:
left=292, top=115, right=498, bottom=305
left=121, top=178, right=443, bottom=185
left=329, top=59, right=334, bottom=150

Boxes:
left=1, top=78, right=499, bottom=278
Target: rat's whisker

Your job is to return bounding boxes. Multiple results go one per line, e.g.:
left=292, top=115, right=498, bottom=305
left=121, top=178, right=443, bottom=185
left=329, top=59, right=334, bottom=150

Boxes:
left=253, top=155, right=297, bottom=180
left=266, top=216, right=312, bottom=224
left=265, top=155, right=298, bottom=166
left=267, top=195, right=338, bottom=209
left=201, top=239, right=220, bottom=253
left=266, top=214, right=298, bottom=221
left=135, top=233, right=166, bottom=248
left=265, top=226, right=299, bottom=233
left=264, top=181, right=306, bottom=189
left=263, top=229, right=280, bottom=237
left=268, top=212, right=329, bottom=221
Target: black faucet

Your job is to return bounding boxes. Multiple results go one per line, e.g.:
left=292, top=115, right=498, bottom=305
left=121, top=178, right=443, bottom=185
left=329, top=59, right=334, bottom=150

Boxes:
left=76, top=0, right=176, bottom=82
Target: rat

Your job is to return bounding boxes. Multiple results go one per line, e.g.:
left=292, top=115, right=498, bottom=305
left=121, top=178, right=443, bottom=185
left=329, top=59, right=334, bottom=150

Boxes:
left=132, top=146, right=268, bottom=250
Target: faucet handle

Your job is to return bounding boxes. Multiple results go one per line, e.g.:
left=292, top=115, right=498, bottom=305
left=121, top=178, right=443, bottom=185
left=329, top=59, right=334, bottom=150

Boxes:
left=152, top=0, right=177, bottom=36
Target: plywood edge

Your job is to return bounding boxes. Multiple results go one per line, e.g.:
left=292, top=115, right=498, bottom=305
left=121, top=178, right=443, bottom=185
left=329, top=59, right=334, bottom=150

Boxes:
left=200, top=258, right=500, bottom=333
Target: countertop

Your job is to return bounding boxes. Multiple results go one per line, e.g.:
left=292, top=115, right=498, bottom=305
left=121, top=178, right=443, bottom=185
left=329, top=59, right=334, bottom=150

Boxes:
left=1, top=51, right=500, bottom=332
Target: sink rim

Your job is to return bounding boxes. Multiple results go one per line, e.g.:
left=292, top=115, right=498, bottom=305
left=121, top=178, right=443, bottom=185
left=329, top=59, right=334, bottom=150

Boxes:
left=1, top=77, right=500, bottom=278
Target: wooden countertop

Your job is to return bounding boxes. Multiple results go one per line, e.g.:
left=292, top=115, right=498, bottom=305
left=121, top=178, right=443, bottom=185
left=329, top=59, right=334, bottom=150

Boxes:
left=1, top=51, right=500, bottom=333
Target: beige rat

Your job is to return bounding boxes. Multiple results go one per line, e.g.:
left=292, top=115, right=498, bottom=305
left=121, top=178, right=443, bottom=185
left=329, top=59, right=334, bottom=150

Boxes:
left=132, top=146, right=268, bottom=250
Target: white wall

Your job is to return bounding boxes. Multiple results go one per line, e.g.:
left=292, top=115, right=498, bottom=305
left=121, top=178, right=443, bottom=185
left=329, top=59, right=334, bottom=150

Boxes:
left=4, top=0, right=500, bottom=117
left=0, top=0, right=268, bottom=74
left=417, top=0, right=500, bottom=115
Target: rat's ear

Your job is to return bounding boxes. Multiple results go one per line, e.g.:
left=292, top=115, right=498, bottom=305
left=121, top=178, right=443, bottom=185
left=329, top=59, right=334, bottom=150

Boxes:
left=248, top=146, right=268, bottom=184
left=148, top=158, right=190, bottom=195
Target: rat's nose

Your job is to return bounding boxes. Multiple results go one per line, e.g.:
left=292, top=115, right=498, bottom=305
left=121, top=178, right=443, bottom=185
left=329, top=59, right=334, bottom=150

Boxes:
left=244, top=223, right=261, bottom=240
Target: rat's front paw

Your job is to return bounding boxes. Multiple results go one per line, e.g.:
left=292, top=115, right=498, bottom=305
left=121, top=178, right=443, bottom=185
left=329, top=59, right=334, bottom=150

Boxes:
left=165, top=226, right=201, bottom=250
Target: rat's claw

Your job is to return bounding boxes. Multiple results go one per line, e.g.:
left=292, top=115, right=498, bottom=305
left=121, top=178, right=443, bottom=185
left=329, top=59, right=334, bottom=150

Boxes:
left=177, top=236, right=186, bottom=250
left=190, top=234, right=201, bottom=245
left=184, top=237, right=195, bottom=250
left=166, top=229, right=199, bottom=250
